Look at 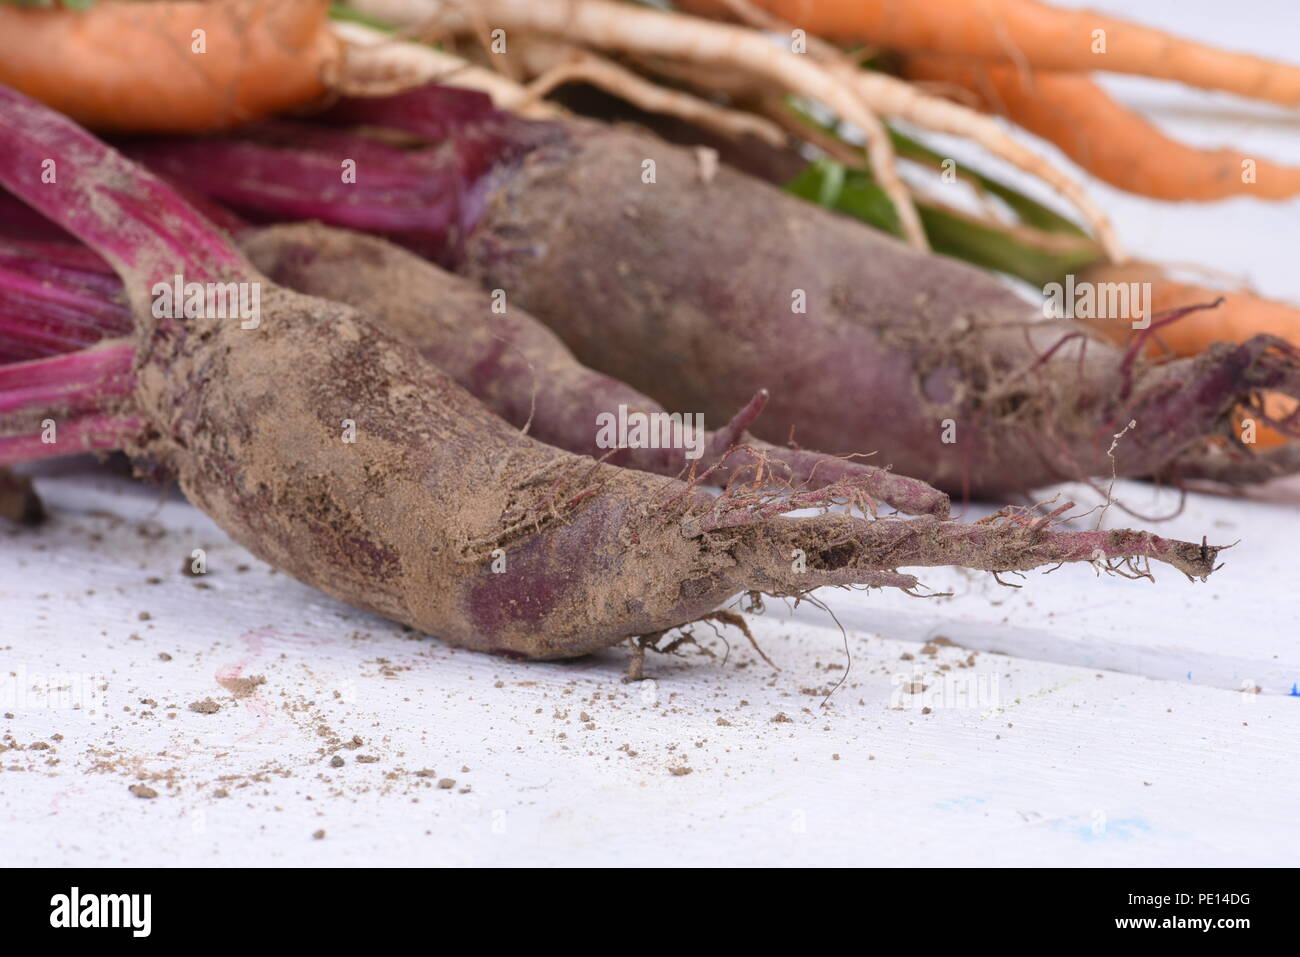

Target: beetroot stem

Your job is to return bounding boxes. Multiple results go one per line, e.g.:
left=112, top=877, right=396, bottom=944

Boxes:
left=0, top=84, right=248, bottom=292
left=0, top=343, right=135, bottom=415
left=0, top=413, right=142, bottom=466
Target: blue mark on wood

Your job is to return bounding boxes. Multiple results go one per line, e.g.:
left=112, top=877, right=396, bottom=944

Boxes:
left=1055, top=816, right=1152, bottom=843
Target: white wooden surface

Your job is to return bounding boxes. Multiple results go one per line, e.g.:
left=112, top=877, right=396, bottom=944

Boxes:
left=3, top=0, right=1299, bottom=866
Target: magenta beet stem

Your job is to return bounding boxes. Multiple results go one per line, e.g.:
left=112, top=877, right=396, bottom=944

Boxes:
left=0, top=83, right=248, bottom=289
left=0, top=344, right=135, bottom=414
left=0, top=413, right=142, bottom=466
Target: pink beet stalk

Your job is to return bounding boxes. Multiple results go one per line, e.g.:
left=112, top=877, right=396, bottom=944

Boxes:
left=319, top=85, right=501, bottom=140
left=0, top=237, right=130, bottom=360
left=0, top=343, right=135, bottom=415
left=126, top=135, right=465, bottom=263
left=0, top=86, right=246, bottom=298
left=123, top=85, right=554, bottom=264
left=0, top=342, right=140, bottom=465
left=0, top=413, right=143, bottom=467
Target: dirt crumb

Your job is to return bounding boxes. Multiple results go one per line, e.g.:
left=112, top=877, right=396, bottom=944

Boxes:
left=129, top=784, right=158, bottom=799
left=218, top=674, right=266, bottom=699
left=0, top=469, right=45, bottom=525
left=188, top=698, right=220, bottom=714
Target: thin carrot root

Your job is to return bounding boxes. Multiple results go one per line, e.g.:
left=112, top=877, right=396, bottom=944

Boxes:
left=517, top=42, right=786, bottom=147
left=425, top=0, right=1120, bottom=259
left=358, top=0, right=930, bottom=250
left=330, top=19, right=562, bottom=116
left=901, top=55, right=1300, bottom=202
left=1079, top=262, right=1300, bottom=357
left=679, top=0, right=1300, bottom=107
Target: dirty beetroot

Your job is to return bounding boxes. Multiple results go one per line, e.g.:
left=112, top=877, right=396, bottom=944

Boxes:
left=124, top=84, right=1300, bottom=495
left=0, top=221, right=949, bottom=518
left=0, top=83, right=1225, bottom=663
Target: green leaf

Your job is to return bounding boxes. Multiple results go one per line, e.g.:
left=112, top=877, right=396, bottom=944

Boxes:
left=789, top=159, right=902, bottom=236
left=887, top=128, right=1087, bottom=238
left=329, top=3, right=397, bottom=31
left=786, top=161, right=1101, bottom=287
left=783, top=97, right=1089, bottom=237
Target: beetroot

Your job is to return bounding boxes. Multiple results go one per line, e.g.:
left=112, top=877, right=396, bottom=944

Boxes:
left=0, top=84, right=1227, bottom=663
left=0, top=226, right=949, bottom=517
left=125, top=85, right=1300, bottom=497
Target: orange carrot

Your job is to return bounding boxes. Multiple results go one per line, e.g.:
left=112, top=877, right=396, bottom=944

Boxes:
left=681, top=0, right=1300, bottom=106
left=1078, top=261, right=1300, bottom=448
left=900, top=55, right=1300, bottom=202
left=0, top=0, right=338, bottom=133
left=1078, top=261, right=1300, bottom=357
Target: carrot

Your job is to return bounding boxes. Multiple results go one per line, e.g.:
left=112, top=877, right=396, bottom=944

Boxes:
left=1076, top=260, right=1300, bottom=449
left=1, top=83, right=1226, bottom=660
left=0, top=0, right=337, bottom=132
left=679, top=0, right=1300, bottom=106
left=1078, top=262, right=1300, bottom=356
left=900, top=54, right=1300, bottom=202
